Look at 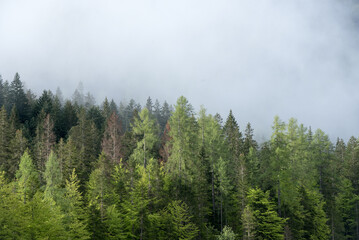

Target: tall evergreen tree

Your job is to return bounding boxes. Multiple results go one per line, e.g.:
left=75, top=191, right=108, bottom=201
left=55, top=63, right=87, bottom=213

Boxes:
left=246, top=188, right=285, bottom=240
left=16, top=150, right=39, bottom=203
left=130, top=107, right=158, bottom=168
left=44, top=151, right=64, bottom=204
left=8, top=73, right=30, bottom=123
left=63, top=169, right=91, bottom=240
left=0, top=107, right=12, bottom=175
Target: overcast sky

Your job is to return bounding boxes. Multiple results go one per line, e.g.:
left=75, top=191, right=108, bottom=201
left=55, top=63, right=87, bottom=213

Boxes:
left=1, top=0, right=359, bottom=141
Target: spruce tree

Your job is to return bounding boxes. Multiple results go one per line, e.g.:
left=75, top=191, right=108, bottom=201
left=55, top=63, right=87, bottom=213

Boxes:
left=16, top=150, right=39, bottom=203
left=63, top=169, right=91, bottom=240
left=130, top=107, right=158, bottom=168
left=246, top=188, right=285, bottom=240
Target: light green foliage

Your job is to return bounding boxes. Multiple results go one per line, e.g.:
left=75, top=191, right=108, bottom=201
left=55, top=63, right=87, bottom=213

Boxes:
left=217, top=226, right=237, bottom=240
left=64, top=169, right=90, bottom=240
left=16, top=150, right=39, bottom=203
left=130, top=107, right=158, bottom=168
left=87, top=153, right=112, bottom=222
left=242, top=205, right=256, bottom=240
left=0, top=171, right=29, bottom=239
left=120, top=164, right=152, bottom=239
left=44, top=151, right=64, bottom=203
left=105, top=204, right=126, bottom=240
left=247, top=188, right=285, bottom=240
left=166, top=200, right=199, bottom=240
left=167, top=96, right=199, bottom=185
left=27, top=192, right=67, bottom=239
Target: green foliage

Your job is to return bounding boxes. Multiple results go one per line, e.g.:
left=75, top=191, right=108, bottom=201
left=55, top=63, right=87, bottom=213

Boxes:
left=299, top=186, right=330, bottom=240
left=64, top=169, right=90, bottom=240
left=130, top=107, right=158, bottom=168
left=166, top=200, right=199, bottom=240
left=1, top=80, right=358, bottom=239
left=27, top=192, right=67, bottom=239
left=247, top=188, right=285, bottom=240
left=217, top=226, right=237, bottom=240
left=44, top=151, right=64, bottom=204
left=0, top=171, right=29, bottom=239
left=16, top=150, right=39, bottom=203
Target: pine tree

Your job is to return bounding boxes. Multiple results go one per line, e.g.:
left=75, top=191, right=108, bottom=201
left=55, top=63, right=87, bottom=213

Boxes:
left=87, top=153, right=113, bottom=238
left=145, top=96, right=153, bottom=115
left=0, top=106, right=12, bottom=176
left=8, top=73, right=30, bottom=123
left=217, top=226, right=237, bottom=240
left=16, top=150, right=39, bottom=203
left=68, top=109, right=100, bottom=185
left=223, top=110, right=243, bottom=180
left=63, top=169, right=91, bottom=240
left=246, top=188, right=285, bottom=240
left=166, top=200, right=199, bottom=240
left=27, top=192, right=67, bottom=239
left=0, top=171, right=29, bottom=239
left=7, top=129, right=27, bottom=180
left=130, top=107, right=158, bottom=168
left=243, top=122, right=257, bottom=157
left=166, top=96, right=199, bottom=197
left=299, top=186, right=330, bottom=239
left=44, top=151, right=64, bottom=205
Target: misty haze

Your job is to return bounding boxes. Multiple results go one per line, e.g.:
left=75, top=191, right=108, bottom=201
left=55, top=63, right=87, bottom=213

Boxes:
left=1, top=0, right=359, bottom=239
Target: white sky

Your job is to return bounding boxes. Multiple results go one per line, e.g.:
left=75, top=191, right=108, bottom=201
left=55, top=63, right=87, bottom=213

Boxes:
left=1, top=0, right=359, bottom=141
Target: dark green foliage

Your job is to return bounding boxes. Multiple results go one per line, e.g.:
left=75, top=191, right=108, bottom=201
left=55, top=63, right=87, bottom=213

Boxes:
left=8, top=73, right=30, bottom=123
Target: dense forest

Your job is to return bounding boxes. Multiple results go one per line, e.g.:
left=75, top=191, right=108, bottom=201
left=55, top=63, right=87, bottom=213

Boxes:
left=0, top=73, right=358, bottom=240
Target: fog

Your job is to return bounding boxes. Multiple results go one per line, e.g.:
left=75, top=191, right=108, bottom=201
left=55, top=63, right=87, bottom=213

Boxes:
left=1, top=0, right=359, bottom=141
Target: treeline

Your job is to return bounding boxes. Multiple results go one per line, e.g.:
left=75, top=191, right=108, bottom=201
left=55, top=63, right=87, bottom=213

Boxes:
left=0, top=73, right=358, bottom=239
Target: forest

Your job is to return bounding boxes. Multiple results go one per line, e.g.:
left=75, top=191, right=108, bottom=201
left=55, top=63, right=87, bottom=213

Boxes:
left=0, top=73, right=358, bottom=240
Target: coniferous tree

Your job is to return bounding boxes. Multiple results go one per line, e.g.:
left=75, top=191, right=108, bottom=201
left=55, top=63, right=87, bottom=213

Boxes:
left=246, top=188, right=285, bottom=240
left=130, top=107, right=158, bottom=168
left=8, top=129, right=27, bottom=179
left=0, top=106, right=12, bottom=175
left=44, top=151, right=64, bottom=204
left=166, top=96, right=198, bottom=198
left=102, top=112, right=123, bottom=166
left=27, top=192, right=67, bottom=239
left=8, top=73, right=30, bottom=123
left=16, top=150, right=39, bottom=203
left=166, top=200, right=199, bottom=240
left=146, top=96, right=153, bottom=115
left=63, top=169, right=91, bottom=240
left=0, top=171, right=29, bottom=239
left=68, top=109, right=100, bottom=185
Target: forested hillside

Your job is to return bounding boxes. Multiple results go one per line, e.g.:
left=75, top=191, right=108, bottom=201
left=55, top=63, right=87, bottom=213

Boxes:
left=1, top=73, right=359, bottom=240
